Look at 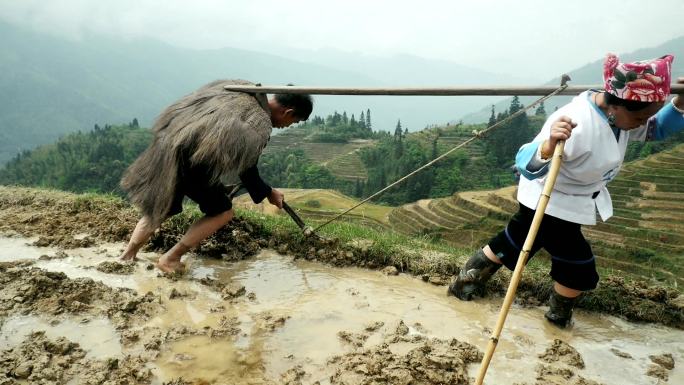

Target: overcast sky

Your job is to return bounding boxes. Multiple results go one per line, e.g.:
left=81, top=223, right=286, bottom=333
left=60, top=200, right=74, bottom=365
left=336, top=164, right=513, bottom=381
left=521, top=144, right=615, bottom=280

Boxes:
left=1, top=0, right=683, bottom=81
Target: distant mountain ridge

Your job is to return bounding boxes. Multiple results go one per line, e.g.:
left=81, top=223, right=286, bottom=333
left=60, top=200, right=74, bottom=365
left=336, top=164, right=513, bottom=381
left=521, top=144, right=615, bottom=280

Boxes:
left=460, top=36, right=684, bottom=123
left=1, top=20, right=682, bottom=163
left=0, top=21, right=510, bottom=163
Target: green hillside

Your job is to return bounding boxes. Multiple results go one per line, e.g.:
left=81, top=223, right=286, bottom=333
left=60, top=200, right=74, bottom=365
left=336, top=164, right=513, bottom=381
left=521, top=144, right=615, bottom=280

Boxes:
left=0, top=21, right=382, bottom=163
left=0, top=115, right=682, bottom=292
left=0, top=123, right=151, bottom=194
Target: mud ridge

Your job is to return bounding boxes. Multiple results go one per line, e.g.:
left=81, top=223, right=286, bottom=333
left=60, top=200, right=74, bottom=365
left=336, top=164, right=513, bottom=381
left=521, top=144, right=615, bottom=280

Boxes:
left=0, top=186, right=682, bottom=328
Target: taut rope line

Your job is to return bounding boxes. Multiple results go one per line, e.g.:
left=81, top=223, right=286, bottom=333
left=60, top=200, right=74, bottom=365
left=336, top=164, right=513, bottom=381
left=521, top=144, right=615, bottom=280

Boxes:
left=310, top=74, right=572, bottom=233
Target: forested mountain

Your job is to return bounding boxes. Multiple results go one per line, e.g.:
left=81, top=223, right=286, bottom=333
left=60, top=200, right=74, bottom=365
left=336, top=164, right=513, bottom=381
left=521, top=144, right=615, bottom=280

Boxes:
left=0, top=122, right=151, bottom=193
left=3, top=19, right=681, bottom=163
left=0, top=98, right=541, bottom=204
left=0, top=21, right=513, bottom=163
left=2, top=97, right=683, bottom=205
left=0, top=21, right=384, bottom=163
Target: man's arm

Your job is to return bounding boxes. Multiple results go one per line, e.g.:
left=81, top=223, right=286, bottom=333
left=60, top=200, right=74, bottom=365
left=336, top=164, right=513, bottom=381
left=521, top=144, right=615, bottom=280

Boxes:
left=239, top=164, right=272, bottom=203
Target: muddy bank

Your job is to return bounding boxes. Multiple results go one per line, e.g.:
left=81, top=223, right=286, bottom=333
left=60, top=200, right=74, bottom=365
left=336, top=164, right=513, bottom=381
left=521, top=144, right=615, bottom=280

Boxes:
left=0, top=331, right=152, bottom=385
left=0, top=242, right=681, bottom=384
left=0, top=264, right=160, bottom=329
left=327, top=325, right=483, bottom=385
left=0, top=186, right=681, bottom=328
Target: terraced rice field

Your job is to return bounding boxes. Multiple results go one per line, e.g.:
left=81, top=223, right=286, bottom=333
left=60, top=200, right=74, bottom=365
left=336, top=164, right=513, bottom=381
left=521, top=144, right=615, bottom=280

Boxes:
left=387, top=186, right=517, bottom=250
left=233, top=188, right=392, bottom=229
left=264, top=126, right=374, bottom=181
left=387, top=144, right=684, bottom=286
left=412, top=126, right=488, bottom=159
left=324, top=147, right=369, bottom=181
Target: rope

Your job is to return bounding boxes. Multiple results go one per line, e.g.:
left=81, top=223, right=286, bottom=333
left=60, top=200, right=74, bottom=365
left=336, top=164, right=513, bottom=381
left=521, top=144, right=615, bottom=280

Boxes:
left=311, top=74, right=571, bottom=233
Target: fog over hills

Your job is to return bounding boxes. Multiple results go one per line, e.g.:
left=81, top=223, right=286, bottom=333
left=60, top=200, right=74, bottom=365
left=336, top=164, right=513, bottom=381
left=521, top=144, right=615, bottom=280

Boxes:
left=1, top=20, right=682, bottom=162
left=0, top=21, right=510, bottom=162
left=461, top=36, right=684, bottom=123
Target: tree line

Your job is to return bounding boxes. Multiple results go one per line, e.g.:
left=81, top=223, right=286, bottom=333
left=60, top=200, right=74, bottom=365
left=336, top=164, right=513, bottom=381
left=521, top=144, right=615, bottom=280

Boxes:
left=0, top=121, right=151, bottom=194
left=300, top=109, right=379, bottom=143
left=1, top=100, right=680, bottom=206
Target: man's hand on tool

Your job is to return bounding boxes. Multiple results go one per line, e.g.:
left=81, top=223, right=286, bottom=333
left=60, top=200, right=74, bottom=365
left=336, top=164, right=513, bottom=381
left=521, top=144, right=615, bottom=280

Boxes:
left=268, top=188, right=284, bottom=209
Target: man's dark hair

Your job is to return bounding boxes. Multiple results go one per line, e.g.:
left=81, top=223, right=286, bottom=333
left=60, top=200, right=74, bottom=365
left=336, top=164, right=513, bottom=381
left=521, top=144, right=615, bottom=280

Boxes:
left=275, top=93, right=313, bottom=120
left=604, top=92, right=653, bottom=112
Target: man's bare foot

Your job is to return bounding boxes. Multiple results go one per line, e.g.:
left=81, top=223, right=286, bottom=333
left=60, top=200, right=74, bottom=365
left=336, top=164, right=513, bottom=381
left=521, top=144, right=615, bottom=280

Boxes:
left=119, top=252, right=138, bottom=262
left=155, top=256, right=186, bottom=274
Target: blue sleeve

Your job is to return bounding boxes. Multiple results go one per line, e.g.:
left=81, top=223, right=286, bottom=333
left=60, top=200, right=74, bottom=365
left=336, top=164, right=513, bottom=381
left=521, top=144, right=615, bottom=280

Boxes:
left=647, top=102, right=684, bottom=140
left=516, top=141, right=549, bottom=180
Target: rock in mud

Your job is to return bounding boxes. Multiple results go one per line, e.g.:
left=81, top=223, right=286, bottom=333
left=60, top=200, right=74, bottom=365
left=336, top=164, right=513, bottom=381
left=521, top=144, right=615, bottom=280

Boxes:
left=221, top=283, right=246, bottom=300
left=337, top=331, right=369, bottom=348
left=428, top=275, right=450, bottom=286
left=329, top=337, right=482, bottom=385
left=169, top=288, right=194, bottom=299
left=530, top=340, right=606, bottom=385
left=33, top=235, right=96, bottom=248
left=539, top=339, right=585, bottom=369
left=209, top=316, right=241, bottom=338
left=281, top=365, right=306, bottom=385
left=395, top=320, right=410, bottom=336
left=38, top=251, right=69, bottom=261
left=364, top=321, right=384, bottom=332
left=95, top=261, right=135, bottom=275
left=646, top=364, right=669, bottom=380
left=381, top=266, right=399, bottom=276
left=609, top=348, right=632, bottom=359
left=256, top=312, right=290, bottom=332
left=649, top=353, right=675, bottom=370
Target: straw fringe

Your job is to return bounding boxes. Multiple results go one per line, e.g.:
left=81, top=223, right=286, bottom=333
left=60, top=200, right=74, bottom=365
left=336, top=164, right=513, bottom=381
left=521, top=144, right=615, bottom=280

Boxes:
left=121, top=79, right=271, bottom=227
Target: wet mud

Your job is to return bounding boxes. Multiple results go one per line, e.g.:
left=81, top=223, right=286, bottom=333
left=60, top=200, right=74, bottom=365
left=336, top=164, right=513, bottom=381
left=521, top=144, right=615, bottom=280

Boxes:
left=0, top=187, right=681, bottom=328
left=0, top=265, right=160, bottom=329
left=327, top=328, right=482, bottom=385
left=1, top=248, right=681, bottom=384
left=1, top=331, right=152, bottom=385
left=0, top=187, right=682, bottom=384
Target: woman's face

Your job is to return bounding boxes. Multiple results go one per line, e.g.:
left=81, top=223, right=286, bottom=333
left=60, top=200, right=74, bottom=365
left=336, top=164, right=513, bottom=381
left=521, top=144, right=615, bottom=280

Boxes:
left=611, top=102, right=664, bottom=130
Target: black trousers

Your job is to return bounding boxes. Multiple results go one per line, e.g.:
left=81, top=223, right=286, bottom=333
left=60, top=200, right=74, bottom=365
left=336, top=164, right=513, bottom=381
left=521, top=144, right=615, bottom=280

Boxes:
left=488, top=204, right=599, bottom=291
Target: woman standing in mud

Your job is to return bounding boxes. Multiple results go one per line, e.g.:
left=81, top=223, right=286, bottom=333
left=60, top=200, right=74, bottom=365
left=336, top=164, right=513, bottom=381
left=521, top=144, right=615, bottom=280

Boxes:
left=119, top=80, right=313, bottom=273
left=449, top=54, right=684, bottom=328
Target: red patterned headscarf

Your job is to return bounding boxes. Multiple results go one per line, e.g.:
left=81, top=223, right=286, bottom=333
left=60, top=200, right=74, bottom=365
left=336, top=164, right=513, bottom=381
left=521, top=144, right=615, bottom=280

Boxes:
left=603, top=53, right=674, bottom=102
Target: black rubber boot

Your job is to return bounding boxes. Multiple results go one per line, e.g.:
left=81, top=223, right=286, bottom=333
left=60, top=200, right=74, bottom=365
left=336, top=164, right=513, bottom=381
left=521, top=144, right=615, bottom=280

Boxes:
left=448, top=249, right=502, bottom=301
left=544, top=291, right=578, bottom=328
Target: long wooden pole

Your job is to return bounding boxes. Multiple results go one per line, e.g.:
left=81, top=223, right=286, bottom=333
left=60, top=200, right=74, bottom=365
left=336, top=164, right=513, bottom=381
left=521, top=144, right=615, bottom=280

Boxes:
left=474, top=140, right=565, bottom=385
left=223, top=84, right=684, bottom=96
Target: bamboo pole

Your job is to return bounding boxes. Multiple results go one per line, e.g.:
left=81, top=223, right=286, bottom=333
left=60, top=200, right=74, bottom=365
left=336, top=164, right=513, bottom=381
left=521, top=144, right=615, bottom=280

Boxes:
left=223, top=84, right=684, bottom=96
left=474, top=140, right=565, bottom=385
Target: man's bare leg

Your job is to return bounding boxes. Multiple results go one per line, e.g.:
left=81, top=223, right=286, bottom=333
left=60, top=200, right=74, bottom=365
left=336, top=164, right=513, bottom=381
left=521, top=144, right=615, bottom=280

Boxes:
left=157, top=209, right=234, bottom=273
left=120, top=216, right=157, bottom=261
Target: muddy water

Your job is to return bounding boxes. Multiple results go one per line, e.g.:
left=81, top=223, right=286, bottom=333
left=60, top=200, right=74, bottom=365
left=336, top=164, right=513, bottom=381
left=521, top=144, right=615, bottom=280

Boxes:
left=0, top=235, right=681, bottom=385
left=0, top=235, right=59, bottom=262
left=1, top=316, right=121, bottom=359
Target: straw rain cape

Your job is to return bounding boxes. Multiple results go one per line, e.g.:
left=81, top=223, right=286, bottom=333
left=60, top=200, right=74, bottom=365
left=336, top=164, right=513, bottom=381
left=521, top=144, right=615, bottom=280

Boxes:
left=121, top=79, right=272, bottom=227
